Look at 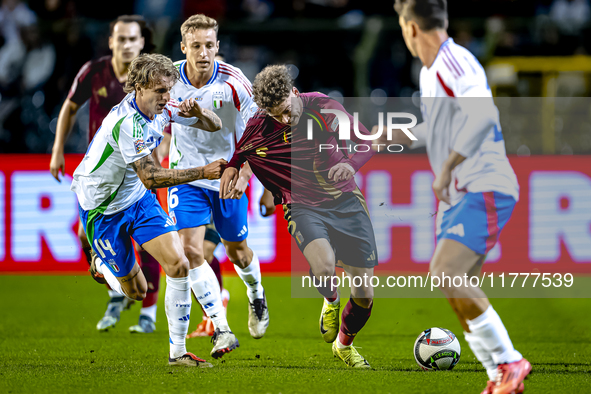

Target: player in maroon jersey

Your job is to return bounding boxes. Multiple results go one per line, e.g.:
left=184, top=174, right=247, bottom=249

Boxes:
left=220, top=65, right=378, bottom=368
left=49, top=15, right=161, bottom=334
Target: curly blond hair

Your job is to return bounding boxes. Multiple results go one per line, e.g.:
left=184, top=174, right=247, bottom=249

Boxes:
left=124, top=53, right=179, bottom=93
left=252, top=65, right=294, bottom=110
left=181, top=14, right=219, bottom=43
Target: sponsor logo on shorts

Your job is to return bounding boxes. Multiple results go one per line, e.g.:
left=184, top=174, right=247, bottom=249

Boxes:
left=366, top=250, right=376, bottom=261
left=168, top=211, right=177, bottom=225
left=107, top=259, right=120, bottom=273
left=134, top=139, right=147, bottom=154
left=164, top=217, right=176, bottom=228
left=446, top=223, right=465, bottom=237
left=237, top=225, right=247, bottom=237
left=295, top=231, right=304, bottom=245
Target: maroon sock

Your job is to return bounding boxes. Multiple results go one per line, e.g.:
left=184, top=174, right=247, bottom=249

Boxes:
left=309, top=268, right=338, bottom=301
left=209, top=256, right=223, bottom=290
left=338, top=298, right=373, bottom=346
left=139, top=251, right=160, bottom=308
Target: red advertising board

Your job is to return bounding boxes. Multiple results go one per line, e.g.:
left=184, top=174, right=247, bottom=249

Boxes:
left=0, top=154, right=590, bottom=274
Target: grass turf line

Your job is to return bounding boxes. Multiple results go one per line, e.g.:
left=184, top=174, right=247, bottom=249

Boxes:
left=0, top=275, right=590, bottom=393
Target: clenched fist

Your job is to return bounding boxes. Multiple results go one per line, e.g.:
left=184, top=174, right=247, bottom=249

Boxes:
left=203, top=159, right=227, bottom=180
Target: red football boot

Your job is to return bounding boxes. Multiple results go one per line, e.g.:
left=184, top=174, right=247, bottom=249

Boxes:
left=482, top=380, right=524, bottom=394
left=492, top=358, right=531, bottom=394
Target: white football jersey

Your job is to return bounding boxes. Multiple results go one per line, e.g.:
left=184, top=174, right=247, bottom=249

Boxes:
left=71, top=93, right=196, bottom=215
left=169, top=60, right=258, bottom=191
left=416, top=38, right=519, bottom=209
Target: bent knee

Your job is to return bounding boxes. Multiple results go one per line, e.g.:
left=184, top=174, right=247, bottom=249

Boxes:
left=166, top=256, right=189, bottom=278
left=125, top=288, right=147, bottom=301
left=310, top=266, right=335, bottom=279
left=183, top=244, right=204, bottom=264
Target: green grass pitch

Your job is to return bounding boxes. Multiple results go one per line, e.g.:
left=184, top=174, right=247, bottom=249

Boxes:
left=1, top=275, right=590, bottom=393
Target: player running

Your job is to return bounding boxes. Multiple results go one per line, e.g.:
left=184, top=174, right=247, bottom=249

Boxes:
left=49, top=15, right=161, bottom=333
left=71, top=53, right=226, bottom=367
left=393, top=1, right=531, bottom=392
left=167, top=14, right=268, bottom=355
left=220, top=65, right=377, bottom=368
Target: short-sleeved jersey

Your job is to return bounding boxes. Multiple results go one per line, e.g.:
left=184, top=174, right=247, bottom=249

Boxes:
left=418, top=38, right=519, bottom=207
left=67, top=56, right=126, bottom=142
left=71, top=93, right=196, bottom=215
left=168, top=60, right=258, bottom=191
left=228, top=92, right=373, bottom=206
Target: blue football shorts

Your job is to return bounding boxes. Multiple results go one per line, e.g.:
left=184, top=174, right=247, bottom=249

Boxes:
left=167, top=184, right=249, bottom=242
left=79, top=190, right=176, bottom=277
left=436, top=191, right=516, bottom=255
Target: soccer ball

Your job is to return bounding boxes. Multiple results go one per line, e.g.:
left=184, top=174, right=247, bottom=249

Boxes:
left=413, top=327, right=461, bottom=371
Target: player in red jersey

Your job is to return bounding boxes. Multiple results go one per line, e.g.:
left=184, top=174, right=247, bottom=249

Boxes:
left=220, top=65, right=377, bottom=368
left=49, top=15, right=161, bottom=334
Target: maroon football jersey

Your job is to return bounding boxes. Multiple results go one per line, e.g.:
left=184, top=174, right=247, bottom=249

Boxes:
left=67, top=56, right=126, bottom=143
left=228, top=92, right=373, bottom=206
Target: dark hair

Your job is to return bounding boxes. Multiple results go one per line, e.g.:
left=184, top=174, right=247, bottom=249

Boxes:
left=394, top=0, right=448, bottom=31
left=252, top=65, right=294, bottom=110
left=109, top=15, right=155, bottom=53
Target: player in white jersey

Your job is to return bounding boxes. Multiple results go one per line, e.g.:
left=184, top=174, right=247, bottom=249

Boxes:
left=166, top=14, right=269, bottom=355
left=392, top=1, right=531, bottom=393
left=72, top=53, right=226, bottom=367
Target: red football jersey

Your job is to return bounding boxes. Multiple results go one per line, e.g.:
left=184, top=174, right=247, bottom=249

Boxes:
left=67, top=56, right=126, bottom=144
left=228, top=92, right=373, bottom=206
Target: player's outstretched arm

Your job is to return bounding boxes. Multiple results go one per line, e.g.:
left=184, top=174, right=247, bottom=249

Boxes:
left=177, top=98, right=222, bottom=132
left=131, top=153, right=226, bottom=189
left=50, top=99, right=80, bottom=182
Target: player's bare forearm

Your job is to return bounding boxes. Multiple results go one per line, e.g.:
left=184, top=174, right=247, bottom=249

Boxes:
left=50, top=99, right=80, bottom=181
left=178, top=99, right=222, bottom=132
left=131, top=154, right=225, bottom=189
left=52, top=99, right=80, bottom=152
left=238, top=161, right=253, bottom=182
left=194, top=108, right=222, bottom=132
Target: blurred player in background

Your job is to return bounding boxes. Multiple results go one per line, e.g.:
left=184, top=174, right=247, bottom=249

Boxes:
left=49, top=15, right=162, bottom=334
left=72, top=53, right=225, bottom=366
left=392, top=1, right=531, bottom=392
left=220, top=65, right=377, bottom=368
left=167, top=14, right=268, bottom=358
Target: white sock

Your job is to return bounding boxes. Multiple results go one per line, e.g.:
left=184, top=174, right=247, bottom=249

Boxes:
left=165, top=276, right=191, bottom=358
left=233, top=251, right=264, bottom=301
left=189, top=264, right=229, bottom=330
left=97, top=261, right=127, bottom=297
left=467, top=306, right=522, bottom=365
left=140, top=304, right=157, bottom=322
left=326, top=290, right=340, bottom=305
left=107, top=289, right=120, bottom=298
left=465, top=331, right=498, bottom=380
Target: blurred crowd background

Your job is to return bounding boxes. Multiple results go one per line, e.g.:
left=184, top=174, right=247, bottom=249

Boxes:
left=2, top=0, right=591, bottom=155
